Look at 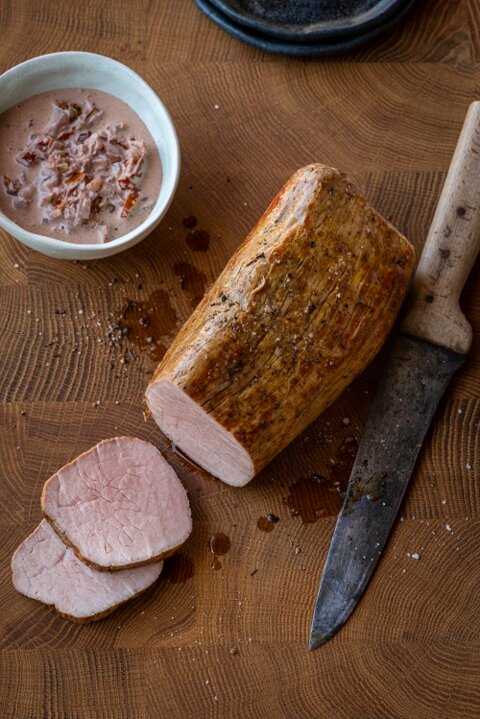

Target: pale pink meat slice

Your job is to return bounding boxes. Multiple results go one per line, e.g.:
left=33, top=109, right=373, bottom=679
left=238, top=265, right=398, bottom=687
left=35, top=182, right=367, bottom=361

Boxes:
left=41, top=437, right=192, bottom=570
left=146, top=381, right=254, bottom=487
left=12, top=520, right=163, bottom=622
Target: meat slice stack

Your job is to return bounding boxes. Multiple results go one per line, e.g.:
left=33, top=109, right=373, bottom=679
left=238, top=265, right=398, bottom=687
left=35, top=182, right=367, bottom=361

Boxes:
left=12, top=521, right=164, bottom=622
left=11, top=437, right=192, bottom=622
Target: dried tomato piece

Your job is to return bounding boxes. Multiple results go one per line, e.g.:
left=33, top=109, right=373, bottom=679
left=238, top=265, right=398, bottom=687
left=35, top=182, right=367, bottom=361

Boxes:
left=65, top=171, right=86, bottom=185
left=121, top=190, right=138, bottom=219
left=91, top=195, right=103, bottom=214
left=51, top=196, right=65, bottom=210
left=118, top=177, right=133, bottom=190
left=3, top=175, right=20, bottom=196
left=110, top=138, right=128, bottom=150
left=36, top=136, right=53, bottom=152
left=17, top=151, right=37, bottom=167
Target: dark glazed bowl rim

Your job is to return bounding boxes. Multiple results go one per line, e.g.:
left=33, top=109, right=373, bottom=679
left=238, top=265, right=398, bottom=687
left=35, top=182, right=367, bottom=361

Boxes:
left=195, top=0, right=416, bottom=57
left=203, top=0, right=413, bottom=41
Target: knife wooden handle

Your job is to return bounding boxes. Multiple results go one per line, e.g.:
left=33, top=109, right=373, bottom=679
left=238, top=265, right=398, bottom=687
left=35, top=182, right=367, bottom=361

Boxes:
left=401, top=101, right=480, bottom=354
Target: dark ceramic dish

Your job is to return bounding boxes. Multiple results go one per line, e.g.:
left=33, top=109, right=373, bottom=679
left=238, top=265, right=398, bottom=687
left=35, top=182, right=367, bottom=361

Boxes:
left=204, top=0, right=412, bottom=41
left=195, top=0, right=416, bottom=56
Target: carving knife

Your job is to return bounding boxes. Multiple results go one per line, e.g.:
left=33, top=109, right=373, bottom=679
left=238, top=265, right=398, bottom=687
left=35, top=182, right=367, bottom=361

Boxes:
left=309, top=101, right=480, bottom=650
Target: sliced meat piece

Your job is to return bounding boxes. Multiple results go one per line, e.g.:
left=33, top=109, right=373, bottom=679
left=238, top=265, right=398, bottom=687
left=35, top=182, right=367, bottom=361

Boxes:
left=12, top=520, right=163, bottom=622
left=41, top=436, right=192, bottom=570
left=146, top=164, right=415, bottom=487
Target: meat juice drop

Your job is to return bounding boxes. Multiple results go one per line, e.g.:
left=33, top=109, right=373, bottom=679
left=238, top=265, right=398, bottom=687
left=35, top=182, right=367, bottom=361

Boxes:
left=118, top=289, right=177, bottom=361
left=180, top=213, right=211, bottom=251
left=285, top=438, right=358, bottom=523
left=186, top=229, right=210, bottom=252
left=209, top=532, right=231, bottom=570
left=173, top=262, right=207, bottom=309
left=257, top=514, right=280, bottom=532
left=165, top=553, right=193, bottom=584
left=182, top=215, right=197, bottom=229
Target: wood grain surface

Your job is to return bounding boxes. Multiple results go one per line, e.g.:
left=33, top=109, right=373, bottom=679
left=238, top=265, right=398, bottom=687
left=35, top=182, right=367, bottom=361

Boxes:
left=0, top=1, right=479, bottom=717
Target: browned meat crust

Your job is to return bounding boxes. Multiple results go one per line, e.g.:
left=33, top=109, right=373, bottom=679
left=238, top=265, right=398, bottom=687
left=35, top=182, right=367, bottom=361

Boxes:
left=148, top=164, right=415, bottom=485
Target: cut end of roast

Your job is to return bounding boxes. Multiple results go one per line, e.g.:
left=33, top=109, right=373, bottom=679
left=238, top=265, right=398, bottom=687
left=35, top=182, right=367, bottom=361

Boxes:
left=12, top=520, right=163, bottom=622
left=41, top=436, right=192, bottom=570
left=145, top=381, right=254, bottom=487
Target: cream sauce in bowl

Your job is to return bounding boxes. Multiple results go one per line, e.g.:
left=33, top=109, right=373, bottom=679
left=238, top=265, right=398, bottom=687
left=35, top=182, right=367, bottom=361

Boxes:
left=0, top=88, right=161, bottom=244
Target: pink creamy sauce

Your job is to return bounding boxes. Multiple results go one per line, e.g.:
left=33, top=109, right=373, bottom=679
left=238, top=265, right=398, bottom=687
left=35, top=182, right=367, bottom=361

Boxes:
left=0, top=88, right=161, bottom=244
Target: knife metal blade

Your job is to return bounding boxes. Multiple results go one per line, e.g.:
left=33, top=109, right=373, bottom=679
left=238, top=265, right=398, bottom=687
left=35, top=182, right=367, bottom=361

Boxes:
left=308, top=333, right=464, bottom=649
left=309, top=100, right=480, bottom=650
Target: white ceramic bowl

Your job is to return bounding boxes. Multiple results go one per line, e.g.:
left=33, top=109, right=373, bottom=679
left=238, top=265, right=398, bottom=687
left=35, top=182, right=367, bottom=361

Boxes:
left=0, top=52, right=180, bottom=260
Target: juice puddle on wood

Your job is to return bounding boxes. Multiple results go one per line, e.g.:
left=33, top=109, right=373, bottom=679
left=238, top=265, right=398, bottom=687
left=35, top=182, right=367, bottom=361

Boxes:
left=117, top=289, right=178, bottom=361
left=181, top=214, right=211, bottom=251
left=209, top=532, right=231, bottom=570
left=173, top=262, right=207, bottom=309
left=182, top=215, right=198, bottom=229
left=186, top=229, right=210, bottom=252
left=257, top=514, right=280, bottom=532
left=164, top=553, right=193, bottom=584
left=286, top=437, right=358, bottom=523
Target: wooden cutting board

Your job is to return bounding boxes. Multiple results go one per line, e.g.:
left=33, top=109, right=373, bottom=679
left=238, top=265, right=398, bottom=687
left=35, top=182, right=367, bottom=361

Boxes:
left=0, top=1, right=478, bottom=717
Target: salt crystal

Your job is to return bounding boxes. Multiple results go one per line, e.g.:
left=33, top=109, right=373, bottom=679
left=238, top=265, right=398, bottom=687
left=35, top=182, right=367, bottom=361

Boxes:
left=213, top=104, right=220, bottom=110
left=411, top=553, right=420, bottom=560
left=445, top=524, right=452, bottom=532
left=342, top=417, right=351, bottom=426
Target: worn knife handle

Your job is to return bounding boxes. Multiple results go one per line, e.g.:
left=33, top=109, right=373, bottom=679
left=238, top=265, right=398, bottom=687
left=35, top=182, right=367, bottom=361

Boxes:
left=401, top=101, right=480, bottom=354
